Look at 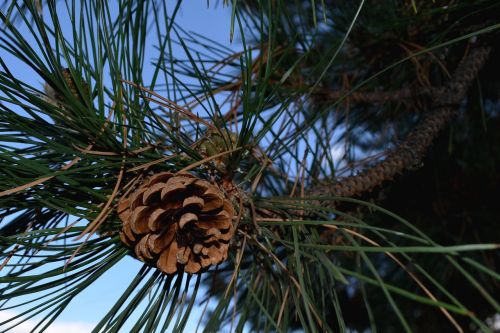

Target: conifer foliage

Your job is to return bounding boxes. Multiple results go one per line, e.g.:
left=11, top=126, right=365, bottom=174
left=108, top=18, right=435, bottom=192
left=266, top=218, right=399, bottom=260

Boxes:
left=0, top=1, right=499, bottom=332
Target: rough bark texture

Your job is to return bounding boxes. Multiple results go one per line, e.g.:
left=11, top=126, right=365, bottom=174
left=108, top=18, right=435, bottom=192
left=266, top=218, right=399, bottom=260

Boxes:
left=313, top=86, right=438, bottom=103
left=310, top=46, right=491, bottom=201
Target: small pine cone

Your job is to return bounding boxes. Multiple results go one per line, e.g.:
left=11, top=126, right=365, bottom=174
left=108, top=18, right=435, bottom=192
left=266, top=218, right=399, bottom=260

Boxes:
left=198, top=129, right=238, bottom=173
left=44, top=68, right=90, bottom=104
left=117, top=172, right=235, bottom=274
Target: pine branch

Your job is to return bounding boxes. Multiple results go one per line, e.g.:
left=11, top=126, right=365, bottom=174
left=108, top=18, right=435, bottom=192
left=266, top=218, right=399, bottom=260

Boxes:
left=312, top=86, right=438, bottom=103
left=310, top=45, right=491, bottom=200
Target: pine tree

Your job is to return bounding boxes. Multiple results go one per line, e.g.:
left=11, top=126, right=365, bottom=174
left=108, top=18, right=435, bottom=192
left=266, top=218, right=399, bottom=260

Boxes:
left=0, top=1, right=499, bottom=332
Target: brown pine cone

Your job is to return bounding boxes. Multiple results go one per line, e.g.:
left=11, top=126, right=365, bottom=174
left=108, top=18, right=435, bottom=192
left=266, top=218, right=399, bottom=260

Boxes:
left=117, top=172, right=235, bottom=274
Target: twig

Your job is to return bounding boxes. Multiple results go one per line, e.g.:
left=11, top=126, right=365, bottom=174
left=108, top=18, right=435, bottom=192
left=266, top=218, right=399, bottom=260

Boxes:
left=177, top=147, right=242, bottom=173
left=122, top=79, right=216, bottom=130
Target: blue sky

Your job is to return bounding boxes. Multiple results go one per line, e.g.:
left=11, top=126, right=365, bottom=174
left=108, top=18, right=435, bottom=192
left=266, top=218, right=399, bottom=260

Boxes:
left=0, top=2, right=241, bottom=332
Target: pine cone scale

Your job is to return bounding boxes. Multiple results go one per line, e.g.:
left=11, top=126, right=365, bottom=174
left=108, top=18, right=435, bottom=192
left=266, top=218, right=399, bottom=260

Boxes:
left=130, top=188, right=147, bottom=210
left=179, top=213, right=198, bottom=229
left=117, top=198, right=131, bottom=221
left=130, top=206, right=150, bottom=234
left=122, top=220, right=137, bottom=242
left=135, top=235, right=154, bottom=261
left=143, top=183, right=165, bottom=205
left=182, top=196, right=204, bottom=210
left=158, top=241, right=179, bottom=274
left=148, top=208, right=167, bottom=232
left=160, top=182, right=186, bottom=201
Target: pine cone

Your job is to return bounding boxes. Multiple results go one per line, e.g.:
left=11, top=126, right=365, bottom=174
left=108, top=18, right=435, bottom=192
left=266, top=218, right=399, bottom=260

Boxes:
left=117, top=172, right=235, bottom=274
left=198, top=129, right=238, bottom=173
left=44, top=68, right=90, bottom=105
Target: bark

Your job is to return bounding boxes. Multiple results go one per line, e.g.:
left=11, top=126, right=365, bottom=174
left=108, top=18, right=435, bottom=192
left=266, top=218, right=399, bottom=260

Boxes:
left=309, top=46, right=491, bottom=201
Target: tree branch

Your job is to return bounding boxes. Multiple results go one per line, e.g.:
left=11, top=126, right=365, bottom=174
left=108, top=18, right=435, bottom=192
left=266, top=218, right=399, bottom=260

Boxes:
left=312, top=86, right=438, bottom=104
left=309, top=46, right=491, bottom=201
